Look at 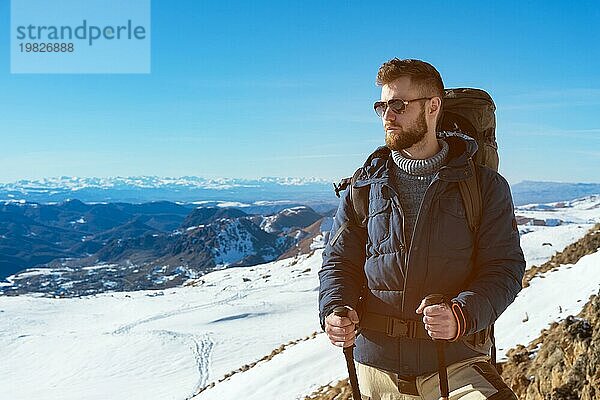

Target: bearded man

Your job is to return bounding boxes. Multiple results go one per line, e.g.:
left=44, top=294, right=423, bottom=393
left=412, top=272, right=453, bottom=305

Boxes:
left=319, top=58, right=524, bottom=399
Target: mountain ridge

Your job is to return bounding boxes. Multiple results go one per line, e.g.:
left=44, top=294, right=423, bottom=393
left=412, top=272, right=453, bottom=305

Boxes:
left=0, top=201, right=329, bottom=296
left=3, top=176, right=600, bottom=206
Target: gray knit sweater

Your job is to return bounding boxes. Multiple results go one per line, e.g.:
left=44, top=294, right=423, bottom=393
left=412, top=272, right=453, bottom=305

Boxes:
left=390, top=140, right=449, bottom=246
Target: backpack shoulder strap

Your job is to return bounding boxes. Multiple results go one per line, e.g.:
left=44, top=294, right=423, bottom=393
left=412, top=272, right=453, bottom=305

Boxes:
left=332, top=168, right=369, bottom=228
left=349, top=168, right=369, bottom=228
left=458, top=160, right=499, bottom=369
left=332, top=146, right=390, bottom=227
left=457, top=159, right=482, bottom=233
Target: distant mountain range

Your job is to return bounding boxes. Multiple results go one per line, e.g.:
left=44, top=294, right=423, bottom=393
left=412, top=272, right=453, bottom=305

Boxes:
left=2, top=176, right=599, bottom=297
left=510, top=181, right=600, bottom=206
left=1, top=176, right=599, bottom=206
left=1, top=199, right=329, bottom=296
left=0, top=176, right=339, bottom=208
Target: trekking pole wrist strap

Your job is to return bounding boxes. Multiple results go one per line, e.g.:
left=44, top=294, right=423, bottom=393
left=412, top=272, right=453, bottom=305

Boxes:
left=450, top=302, right=467, bottom=342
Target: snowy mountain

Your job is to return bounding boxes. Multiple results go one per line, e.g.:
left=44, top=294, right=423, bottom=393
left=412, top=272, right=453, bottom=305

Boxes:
left=0, top=176, right=331, bottom=192
left=0, top=176, right=339, bottom=208
left=1, top=195, right=599, bottom=400
left=0, top=202, right=328, bottom=296
left=3, top=175, right=600, bottom=207
left=511, top=181, right=600, bottom=206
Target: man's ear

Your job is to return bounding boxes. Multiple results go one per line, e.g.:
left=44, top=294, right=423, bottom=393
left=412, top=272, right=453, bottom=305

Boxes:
left=429, top=96, right=442, bottom=114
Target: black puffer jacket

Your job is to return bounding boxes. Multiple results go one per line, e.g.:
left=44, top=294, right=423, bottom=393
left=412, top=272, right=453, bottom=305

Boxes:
left=319, top=133, right=525, bottom=376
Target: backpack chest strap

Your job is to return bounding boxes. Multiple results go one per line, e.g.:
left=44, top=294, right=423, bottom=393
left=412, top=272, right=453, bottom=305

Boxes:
left=359, top=311, right=430, bottom=339
left=360, top=310, right=493, bottom=351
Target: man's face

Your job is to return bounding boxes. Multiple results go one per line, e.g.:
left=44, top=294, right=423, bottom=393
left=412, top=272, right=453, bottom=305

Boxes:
left=380, top=76, right=429, bottom=151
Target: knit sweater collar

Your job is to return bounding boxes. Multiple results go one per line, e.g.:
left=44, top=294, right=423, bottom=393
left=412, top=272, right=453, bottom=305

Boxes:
left=391, top=139, right=449, bottom=176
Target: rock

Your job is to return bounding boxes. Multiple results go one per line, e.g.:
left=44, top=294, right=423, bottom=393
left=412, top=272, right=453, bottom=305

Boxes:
left=500, top=289, right=600, bottom=400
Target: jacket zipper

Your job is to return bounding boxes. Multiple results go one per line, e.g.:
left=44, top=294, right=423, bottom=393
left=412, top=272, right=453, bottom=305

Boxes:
left=383, top=183, right=407, bottom=255
left=399, top=174, right=444, bottom=314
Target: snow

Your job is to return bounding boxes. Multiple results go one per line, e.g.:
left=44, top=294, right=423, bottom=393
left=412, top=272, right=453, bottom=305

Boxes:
left=260, top=215, right=278, bottom=233
left=0, top=176, right=330, bottom=192
left=0, top=253, right=325, bottom=400
left=260, top=206, right=311, bottom=233
left=192, top=201, right=253, bottom=208
left=212, top=220, right=256, bottom=265
left=514, top=195, right=600, bottom=268
left=310, top=234, right=325, bottom=250
left=517, top=223, right=594, bottom=268
left=185, top=225, right=204, bottom=231
left=3, top=330, right=200, bottom=400
left=82, top=264, right=119, bottom=271
left=515, top=195, right=600, bottom=225
left=253, top=200, right=298, bottom=206
left=281, top=206, right=308, bottom=215
left=216, top=201, right=252, bottom=208
left=1, top=198, right=28, bottom=205
left=495, top=250, right=600, bottom=360
left=192, top=334, right=346, bottom=400
left=5, top=267, right=70, bottom=280
left=1, top=195, right=599, bottom=400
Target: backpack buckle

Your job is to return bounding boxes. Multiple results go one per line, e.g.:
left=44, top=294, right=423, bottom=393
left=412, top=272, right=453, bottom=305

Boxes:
left=333, top=177, right=351, bottom=198
left=386, top=317, right=409, bottom=338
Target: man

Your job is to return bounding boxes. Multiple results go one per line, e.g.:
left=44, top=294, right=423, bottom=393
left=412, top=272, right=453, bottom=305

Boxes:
left=318, top=58, right=525, bottom=399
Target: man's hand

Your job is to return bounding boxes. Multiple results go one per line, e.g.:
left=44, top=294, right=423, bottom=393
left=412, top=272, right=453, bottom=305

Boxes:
left=325, top=307, right=360, bottom=348
left=416, top=299, right=457, bottom=340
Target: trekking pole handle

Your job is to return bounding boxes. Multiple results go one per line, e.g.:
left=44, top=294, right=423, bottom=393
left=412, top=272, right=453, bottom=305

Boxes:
left=422, top=294, right=450, bottom=400
left=333, top=306, right=357, bottom=350
left=334, top=305, right=363, bottom=337
left=423, top=294, right=447, bottom=308
left=332, top=306, right=361, bottom=400
left=422, top=295, right=450, bottom=343
left=333, top=305, right=350, bottom=318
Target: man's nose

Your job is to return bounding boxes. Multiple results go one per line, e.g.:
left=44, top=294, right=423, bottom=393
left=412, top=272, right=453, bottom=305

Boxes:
left=383, top=106, right=396, bottom=122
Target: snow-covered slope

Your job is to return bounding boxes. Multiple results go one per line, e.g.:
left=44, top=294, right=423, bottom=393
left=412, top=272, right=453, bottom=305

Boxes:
left=1, top=196, right=599, bottom=400
left=515, top=195, right=599, bottom=268
left=495, top=250, right=600, bottom=359
left=0, top=247, right=335, bottom=400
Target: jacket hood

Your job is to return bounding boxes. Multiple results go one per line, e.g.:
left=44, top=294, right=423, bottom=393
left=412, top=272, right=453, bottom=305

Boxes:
left=355, top=131, right=479, bottom=186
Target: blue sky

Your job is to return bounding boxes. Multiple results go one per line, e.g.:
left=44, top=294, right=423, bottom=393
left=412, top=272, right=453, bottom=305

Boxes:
left=1, top=1, right=598, bottom=184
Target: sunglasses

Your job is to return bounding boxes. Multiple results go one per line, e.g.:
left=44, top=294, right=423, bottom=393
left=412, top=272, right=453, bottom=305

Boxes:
left=373, top=97, right=433, bottom=117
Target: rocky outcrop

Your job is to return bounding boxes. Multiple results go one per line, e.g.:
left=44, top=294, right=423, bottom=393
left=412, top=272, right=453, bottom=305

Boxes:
left=277, top=218, right=325, bottom=260
left=303, top=380, right=354, bottom=400
left=500, top=290, right=599, bottom=400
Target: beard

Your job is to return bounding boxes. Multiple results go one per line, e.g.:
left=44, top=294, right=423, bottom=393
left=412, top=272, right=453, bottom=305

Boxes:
left=384, top=107, right=428, bottom=151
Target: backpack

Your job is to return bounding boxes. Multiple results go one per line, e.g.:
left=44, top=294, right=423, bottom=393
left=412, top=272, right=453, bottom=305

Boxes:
left=438, top=88, right=498, bottom=172
left=332, top=87, right=499, bottom=365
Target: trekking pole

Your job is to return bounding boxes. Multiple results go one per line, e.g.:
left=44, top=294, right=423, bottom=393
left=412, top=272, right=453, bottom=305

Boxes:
left=423, top=294, right=450, bottom=400
left=333, top=306, right=361, bottom=400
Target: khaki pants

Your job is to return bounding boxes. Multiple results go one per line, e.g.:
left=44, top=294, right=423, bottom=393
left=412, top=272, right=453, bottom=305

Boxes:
left=357, top=356, right=517, bottom=400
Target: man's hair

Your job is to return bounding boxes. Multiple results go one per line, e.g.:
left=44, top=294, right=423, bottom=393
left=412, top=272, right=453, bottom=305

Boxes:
left=376, top=58, right=444, bottom=99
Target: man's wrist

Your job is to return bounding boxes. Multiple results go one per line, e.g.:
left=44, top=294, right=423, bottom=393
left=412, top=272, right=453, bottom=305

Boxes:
left=449, top=301, right=468, bottom=342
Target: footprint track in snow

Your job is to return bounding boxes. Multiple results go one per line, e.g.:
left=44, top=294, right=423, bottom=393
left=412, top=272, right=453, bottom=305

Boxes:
left=110, top=292, right=247, bottom=335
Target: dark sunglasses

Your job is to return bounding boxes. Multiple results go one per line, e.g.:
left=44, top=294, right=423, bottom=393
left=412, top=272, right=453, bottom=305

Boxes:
left=373, top=97, right=433, bottom=117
